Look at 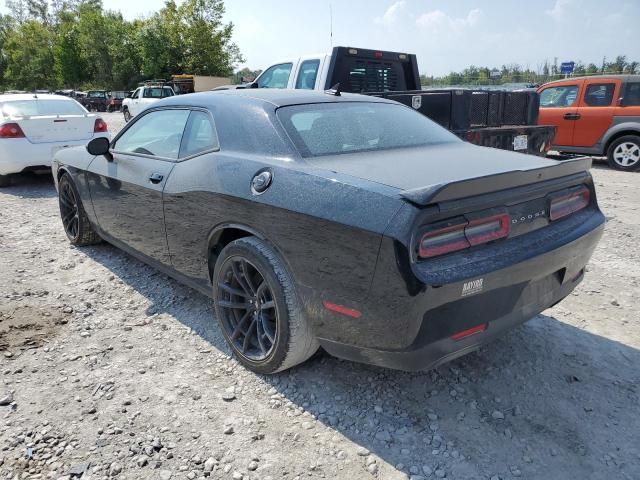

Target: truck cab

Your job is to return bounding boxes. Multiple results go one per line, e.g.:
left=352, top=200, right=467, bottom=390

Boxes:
left=253, top=54, right=329, bottom=90
left=122, top=83, right=175, bottom=122
left=250, top=47, right=554, bottom=156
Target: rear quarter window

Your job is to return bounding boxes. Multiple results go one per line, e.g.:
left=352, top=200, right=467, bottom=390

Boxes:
left=623, top=82, right=640, bottom=106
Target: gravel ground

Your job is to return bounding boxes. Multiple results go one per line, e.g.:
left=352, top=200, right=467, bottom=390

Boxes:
left=1, top=113, right=639, bottom=480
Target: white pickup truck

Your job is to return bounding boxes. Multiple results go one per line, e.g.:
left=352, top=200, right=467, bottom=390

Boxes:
left=122, top=84, right=176, bottom=122
left=247, top=46, right=556, bottom=156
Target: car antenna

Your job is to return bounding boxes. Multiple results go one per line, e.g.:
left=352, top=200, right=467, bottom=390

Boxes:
left=325, top=83, right=341, bottom=96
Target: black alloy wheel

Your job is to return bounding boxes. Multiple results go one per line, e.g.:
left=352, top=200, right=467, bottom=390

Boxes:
left=59, top=178, right=80, bottom=241
left=212, top=237, right=318, bottom=374
left=217, top=256, right=278, bottom=360
left=57, top=174, right=102, bottom=246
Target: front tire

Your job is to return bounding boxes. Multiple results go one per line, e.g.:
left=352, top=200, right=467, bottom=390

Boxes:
left=123, top=108, right=131, bottom=123
left=607, top=135, right=640, bottom=171
left=213, top=237, right=318, bottom=374
left=0, top=174, right=10, bottom=188
left=58, top=174, right=102, bottom=246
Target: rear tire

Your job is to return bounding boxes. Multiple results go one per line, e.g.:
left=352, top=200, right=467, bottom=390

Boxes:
left=0, top=174, right=10, bottom=188
left=606, top=135, right=640, bottom=171
left=123, top=108, right=131, bottom=123
left=58, top=173, right=102, bottom=246
left=213, top=237, right=319, bottom=374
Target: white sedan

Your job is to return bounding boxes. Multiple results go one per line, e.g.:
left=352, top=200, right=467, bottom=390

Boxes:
left=0, top=94, right=110, bottom=187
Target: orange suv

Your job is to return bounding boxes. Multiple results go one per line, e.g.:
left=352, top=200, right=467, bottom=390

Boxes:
left=538, top=75, right=640, bottom=171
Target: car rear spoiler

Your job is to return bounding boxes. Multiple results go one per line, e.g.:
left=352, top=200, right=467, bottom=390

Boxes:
left=400, top=156, right=593, bottom=206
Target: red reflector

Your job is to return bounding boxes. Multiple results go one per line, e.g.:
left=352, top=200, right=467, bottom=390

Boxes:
left=465, top=213, right=510, bottom=246
left=0, top=122, right=25, bottom=139
left=451, top=323, right=487, bottom=341
left=549, top=187, right=589, bottom=221
left=374, top=51, right=383, bottom=59
left=94, top=118, right=108, bottom=133
left=323, top=301, right=362, bottom=318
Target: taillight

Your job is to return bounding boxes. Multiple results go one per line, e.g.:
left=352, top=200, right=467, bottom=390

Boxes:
left=0, top=123, right=25, bottom=139
left=549, top=187, right=590, bottom=221
left=419, top=221, right=469, bottom=258
left=465, top=213, right=510, bottom=246
left=94, top=118, right=108, bottom=133
left=418, top=213, right=510, bottom=259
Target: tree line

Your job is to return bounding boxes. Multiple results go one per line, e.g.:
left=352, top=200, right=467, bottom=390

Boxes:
left=421, top=56, right=640, bottom=87
left=0, top=0, right=243, bottom=91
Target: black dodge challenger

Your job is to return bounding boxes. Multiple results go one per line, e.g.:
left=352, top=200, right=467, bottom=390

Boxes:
left=52, top=89, right=605, bottom=374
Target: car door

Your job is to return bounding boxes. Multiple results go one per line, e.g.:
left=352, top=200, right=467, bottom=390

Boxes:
left=162, top=110, right=220, bottom=284
left=86, top=108, right=191, bottom=266
left=572, top=79, right=620, bottom=148
left=538, top=80, right=584, bottom=147
left=129, top=88, right=142, bottom=116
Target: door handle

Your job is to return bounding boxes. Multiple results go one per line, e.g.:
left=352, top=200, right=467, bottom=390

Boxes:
left=563, top=113, right=581, bottom=120
left=149, top=173, right=164, bottom=184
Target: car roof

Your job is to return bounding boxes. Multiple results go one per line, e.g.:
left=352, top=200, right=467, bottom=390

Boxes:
left=0, top=93, right=76, bottom=102
left=159, top=89, right=395, bottom=109
left=542, top=74, right=640, bottom=87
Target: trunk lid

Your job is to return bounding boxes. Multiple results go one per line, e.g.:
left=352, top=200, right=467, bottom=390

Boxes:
left=18, top=115, right=96, bottom=143
left=311, top=142, right=591, bottom=205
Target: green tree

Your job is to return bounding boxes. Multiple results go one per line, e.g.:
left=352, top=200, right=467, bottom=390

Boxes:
left=0, top=15, right=15, bottom=88
left=177, top=0, right=243, bottom=76
left=53, top=12, right=86, bottom=87
left=3, top=20, right=55, bottom=90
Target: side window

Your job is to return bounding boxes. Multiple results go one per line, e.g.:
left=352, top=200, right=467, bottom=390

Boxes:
left=257, top=63, right=293, bottom=89
left=295, top=60, right=320, bottom=90
left=162, top=87, right=175, bottom=98
left=623, top=82, right=640, bottom=106
left=179, top=111, right=218, bottom=157
left=539, top=85, right=579, bottom=107
left=113, top=109, right=190, bottom=159
left=584, top=83, right=615, bottom=107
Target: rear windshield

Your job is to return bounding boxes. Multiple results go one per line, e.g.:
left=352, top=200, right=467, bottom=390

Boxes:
left=88, top=91, right=107, bottom=98
left=0, top=99, right=86, bottom=117
left=277, top=102, right=458, bottom=158
left=143, top=87, right=175, bottom=98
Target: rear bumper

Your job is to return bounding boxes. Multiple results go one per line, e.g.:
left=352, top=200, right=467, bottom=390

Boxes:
left=457, top=125, right=556, bottom=157
left=0, top=134, right=109, bottom=175
left=312, top=210, right=605, bottom=371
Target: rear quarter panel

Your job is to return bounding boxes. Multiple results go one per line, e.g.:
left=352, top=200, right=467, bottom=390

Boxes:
left=162, top=152, right=404, bottom=301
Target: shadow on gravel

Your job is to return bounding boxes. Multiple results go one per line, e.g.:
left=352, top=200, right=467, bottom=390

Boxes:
left=0, top=172, right=57, bottom=198
left=83, top=243, right=640, bottom=479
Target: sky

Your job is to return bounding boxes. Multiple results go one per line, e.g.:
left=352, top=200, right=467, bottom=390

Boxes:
left=2, top=0, right=639, bottom=76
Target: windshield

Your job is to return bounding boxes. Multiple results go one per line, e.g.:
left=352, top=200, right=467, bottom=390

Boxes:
left=277, top=102, right=459, bottom=158
left=0, top=99, right=86, bottom=117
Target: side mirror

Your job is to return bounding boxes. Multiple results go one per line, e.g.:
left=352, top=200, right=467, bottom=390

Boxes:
left=617, top=96, right=625, bottom=107
left=87, top=137, right=113, bottom=161
left=249, top=82, right=259, bottom=89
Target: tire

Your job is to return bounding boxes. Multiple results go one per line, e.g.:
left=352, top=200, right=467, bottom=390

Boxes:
left=0, top=174, right=10, bottom=188
left=123, top=108, right=131, bottom=123
left=212, top=237, right=319, bottom=374
left=58, top=173, right=102, bottom=246
left=606, top=135, right=640, bottom=171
